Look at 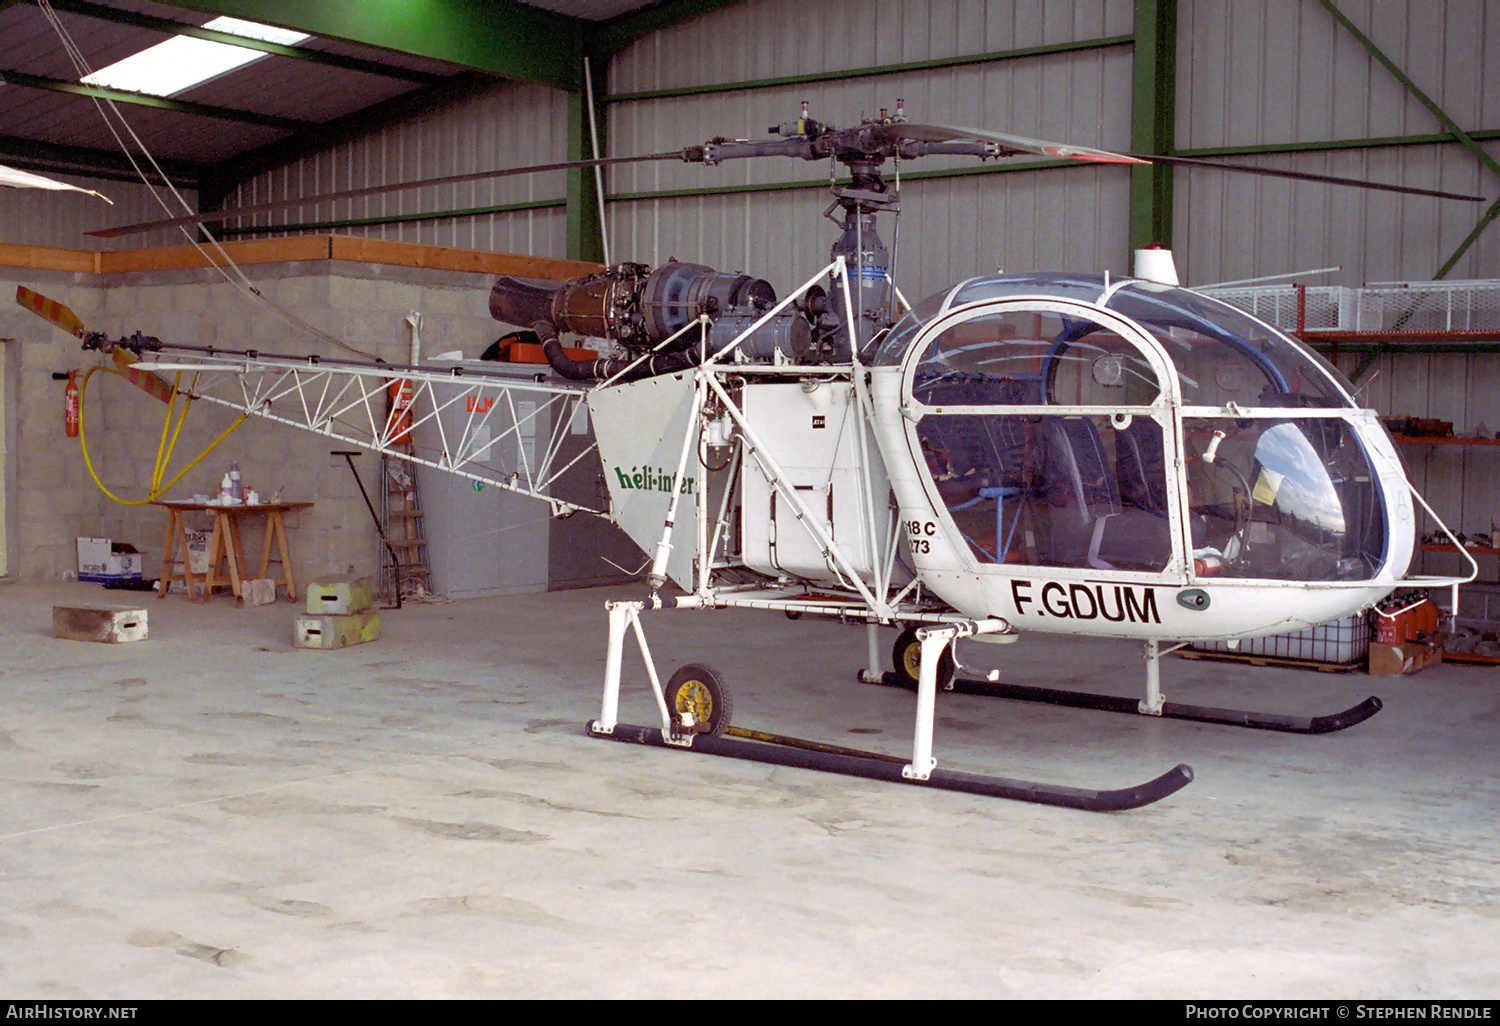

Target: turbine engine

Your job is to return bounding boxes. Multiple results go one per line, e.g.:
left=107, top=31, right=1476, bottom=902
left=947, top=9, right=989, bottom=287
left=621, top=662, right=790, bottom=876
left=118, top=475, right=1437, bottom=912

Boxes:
left=490, top=261, right=831, bottom=368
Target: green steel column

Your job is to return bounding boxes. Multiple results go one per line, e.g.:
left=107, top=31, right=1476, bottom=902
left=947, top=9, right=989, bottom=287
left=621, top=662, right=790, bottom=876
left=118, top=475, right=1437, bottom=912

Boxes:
left=566, top=59, right=605, bottom=265
left=1129, top=0, right=1177, bottom=253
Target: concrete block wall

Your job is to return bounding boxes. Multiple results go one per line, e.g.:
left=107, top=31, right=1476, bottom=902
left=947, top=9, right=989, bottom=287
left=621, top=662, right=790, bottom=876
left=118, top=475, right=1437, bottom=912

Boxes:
left=0, top=269, right=109, bottom=580
left=1, top=244, right=530, bottom=585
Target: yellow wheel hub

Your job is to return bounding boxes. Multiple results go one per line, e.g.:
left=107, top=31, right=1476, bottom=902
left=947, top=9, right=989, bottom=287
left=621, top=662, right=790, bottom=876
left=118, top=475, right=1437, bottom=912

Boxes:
left=673, top=679, right=714, bottom=721
left=902, top=643, right=923, bottom=680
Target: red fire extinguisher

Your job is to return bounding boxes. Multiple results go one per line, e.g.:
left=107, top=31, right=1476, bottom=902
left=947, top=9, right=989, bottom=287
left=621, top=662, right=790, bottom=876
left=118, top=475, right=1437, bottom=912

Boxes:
left=385, top=378, right=414, bottom=444
left=65, top=370, right=80, bottom=437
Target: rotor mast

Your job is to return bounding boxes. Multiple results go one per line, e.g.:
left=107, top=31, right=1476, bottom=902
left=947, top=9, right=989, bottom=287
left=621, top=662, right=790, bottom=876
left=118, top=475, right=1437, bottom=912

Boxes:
left=684, top=99, right=1003, bottom=355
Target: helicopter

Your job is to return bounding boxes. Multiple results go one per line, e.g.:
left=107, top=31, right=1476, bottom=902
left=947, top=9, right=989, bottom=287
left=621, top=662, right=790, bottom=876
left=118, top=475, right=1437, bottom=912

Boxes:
left=22, top=102, right=1483, bottom=812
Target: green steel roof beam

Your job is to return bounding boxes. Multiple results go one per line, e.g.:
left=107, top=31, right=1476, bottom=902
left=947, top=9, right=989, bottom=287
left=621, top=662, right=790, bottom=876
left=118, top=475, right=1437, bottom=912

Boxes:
left=0, top=67, right=314, bottom=131
left=1129, top=0, right=1175, bottom=255
left=1314, top=0, right=1499, bottom=280
left=588, top=0, right=749, bottom=61
left=0, top=134, right=204, bottom=186
left=43, top=0, right=445, bottom=85
left=154, top=0, right=583, bottom=90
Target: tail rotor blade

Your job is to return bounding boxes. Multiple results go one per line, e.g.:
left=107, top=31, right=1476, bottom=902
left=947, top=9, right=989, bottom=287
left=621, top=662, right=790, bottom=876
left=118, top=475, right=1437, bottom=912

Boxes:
left=16, top=286, right=86, bottom=338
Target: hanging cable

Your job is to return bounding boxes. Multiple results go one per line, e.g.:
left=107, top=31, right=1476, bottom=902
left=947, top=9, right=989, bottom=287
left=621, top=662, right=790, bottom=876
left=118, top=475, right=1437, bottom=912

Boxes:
left=36, top=0, right=380, bottom=361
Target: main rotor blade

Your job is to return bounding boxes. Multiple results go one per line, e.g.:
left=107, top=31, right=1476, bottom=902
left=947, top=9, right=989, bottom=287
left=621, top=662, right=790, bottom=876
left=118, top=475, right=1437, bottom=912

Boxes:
left=1137, top=152, right=1486, bottom=203
left=87, top=151, right=682, bottom=239
left=878, top=123, right=1484, bottom=201
left=1, top=164, right=114, bottom=204
left=16, top=286, right=86, bottom=338
left=907, top=123, right=1150, bottom=164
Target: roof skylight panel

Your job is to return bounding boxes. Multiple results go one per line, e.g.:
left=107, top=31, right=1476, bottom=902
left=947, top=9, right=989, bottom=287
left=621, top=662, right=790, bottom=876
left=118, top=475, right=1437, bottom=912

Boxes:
left=80, top=16, right=310, bottom=97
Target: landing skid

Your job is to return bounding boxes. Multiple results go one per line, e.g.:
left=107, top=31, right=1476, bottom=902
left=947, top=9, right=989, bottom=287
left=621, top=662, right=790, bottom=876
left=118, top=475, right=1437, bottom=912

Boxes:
left=586, top=720, right=1194, bottom=812
left=868, top=634, right=1383, bottom=735
left=587, top=594, right=1194, bottom=812
left=870, top=672, right=1383, bottom=735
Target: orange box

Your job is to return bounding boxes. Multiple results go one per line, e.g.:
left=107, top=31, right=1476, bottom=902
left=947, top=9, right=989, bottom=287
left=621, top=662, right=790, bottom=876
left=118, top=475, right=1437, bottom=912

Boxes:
left=508, top=341, right=595, bottom=365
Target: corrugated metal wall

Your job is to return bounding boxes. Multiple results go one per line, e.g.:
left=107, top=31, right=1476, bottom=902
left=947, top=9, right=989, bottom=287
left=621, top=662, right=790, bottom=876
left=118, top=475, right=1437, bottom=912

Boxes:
left=0, top=173, right=196, bottom=251
left=1174, top=0, right=1499, bottom=288
left=606, top=0, right=1139, bottom=304
left=10, top=0, right=1493, bottom=287
left=603, top=0, right=1496, bottom=295
left=220, top=80, right=572, bottom=257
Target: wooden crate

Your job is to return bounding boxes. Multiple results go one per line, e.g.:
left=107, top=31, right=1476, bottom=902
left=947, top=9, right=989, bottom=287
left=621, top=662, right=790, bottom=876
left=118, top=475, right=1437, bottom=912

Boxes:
left=52, top=604, right=147, bottom=644
left=294, top=609, right=381, bottom=649
left=304, top=575, right=373, bottom=616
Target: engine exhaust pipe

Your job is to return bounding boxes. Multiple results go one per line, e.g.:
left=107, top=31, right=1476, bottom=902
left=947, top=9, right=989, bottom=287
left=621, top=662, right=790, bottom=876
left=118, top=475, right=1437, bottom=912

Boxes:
left=488, top=275, right=566, bottom=331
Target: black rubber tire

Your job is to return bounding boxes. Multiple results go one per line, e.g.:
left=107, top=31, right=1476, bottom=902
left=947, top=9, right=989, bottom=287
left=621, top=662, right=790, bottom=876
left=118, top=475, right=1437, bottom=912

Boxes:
left=664, top=663, right=733, bottom=736
left=891, top=626, right=956, bottom=692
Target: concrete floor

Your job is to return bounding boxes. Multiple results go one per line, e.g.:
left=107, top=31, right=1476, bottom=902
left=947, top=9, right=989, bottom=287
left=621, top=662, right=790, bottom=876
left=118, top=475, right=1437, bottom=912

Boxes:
left=0, top=580, right=1496, bottom=999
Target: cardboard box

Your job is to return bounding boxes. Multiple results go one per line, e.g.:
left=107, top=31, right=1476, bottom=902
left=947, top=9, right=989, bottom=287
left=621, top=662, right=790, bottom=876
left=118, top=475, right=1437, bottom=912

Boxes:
left=1368, top=639, right=1444, bottom=676
left=76, top=538, right=143, bottom=583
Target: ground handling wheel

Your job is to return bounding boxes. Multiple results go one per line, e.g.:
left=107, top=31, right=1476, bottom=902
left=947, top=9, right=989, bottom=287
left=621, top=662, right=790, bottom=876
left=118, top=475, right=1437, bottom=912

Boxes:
left=892, top=626, right=956, bottom=692
left=664, top=663, right=733, bottom=738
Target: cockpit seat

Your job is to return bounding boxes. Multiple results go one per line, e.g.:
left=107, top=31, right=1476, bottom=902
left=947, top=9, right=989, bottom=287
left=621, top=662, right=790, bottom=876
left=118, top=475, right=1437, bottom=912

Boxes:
left=1102, top=417, right=1204, bottom=569
left=1043, top=417, right=1121, bottom=568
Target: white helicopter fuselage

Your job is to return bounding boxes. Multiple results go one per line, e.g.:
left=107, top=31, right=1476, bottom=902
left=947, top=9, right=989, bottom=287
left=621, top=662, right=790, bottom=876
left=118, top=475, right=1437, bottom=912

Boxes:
left=589, top=272, right=1442, bottom=644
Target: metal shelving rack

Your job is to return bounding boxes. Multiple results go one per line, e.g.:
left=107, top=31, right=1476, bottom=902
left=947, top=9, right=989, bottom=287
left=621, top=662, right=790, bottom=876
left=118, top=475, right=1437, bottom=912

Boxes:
left=1210, top=279, right=1500, bottom=666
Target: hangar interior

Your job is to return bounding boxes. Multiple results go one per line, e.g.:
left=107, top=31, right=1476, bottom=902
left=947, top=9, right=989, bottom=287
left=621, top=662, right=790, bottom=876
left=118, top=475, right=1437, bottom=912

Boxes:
left=0, top=0, right=1496, bottom=999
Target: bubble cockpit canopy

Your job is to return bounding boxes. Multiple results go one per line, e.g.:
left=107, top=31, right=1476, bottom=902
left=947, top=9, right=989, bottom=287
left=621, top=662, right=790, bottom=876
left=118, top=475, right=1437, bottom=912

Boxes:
left=870, top=273, right=1359, bottom=410
left=877, top=274, right=1397, bottom=584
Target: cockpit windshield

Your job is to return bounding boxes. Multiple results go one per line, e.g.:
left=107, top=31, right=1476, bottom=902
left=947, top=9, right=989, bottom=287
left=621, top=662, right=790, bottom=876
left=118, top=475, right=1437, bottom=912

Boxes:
left=1184, top=416, right=1389, bottom=580
left=891, top=277, right=1390, bottom=584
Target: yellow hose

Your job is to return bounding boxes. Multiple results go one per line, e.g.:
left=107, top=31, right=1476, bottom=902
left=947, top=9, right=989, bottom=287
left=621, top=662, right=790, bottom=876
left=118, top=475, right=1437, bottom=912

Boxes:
left=77, top=362, right=249, bottom=505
